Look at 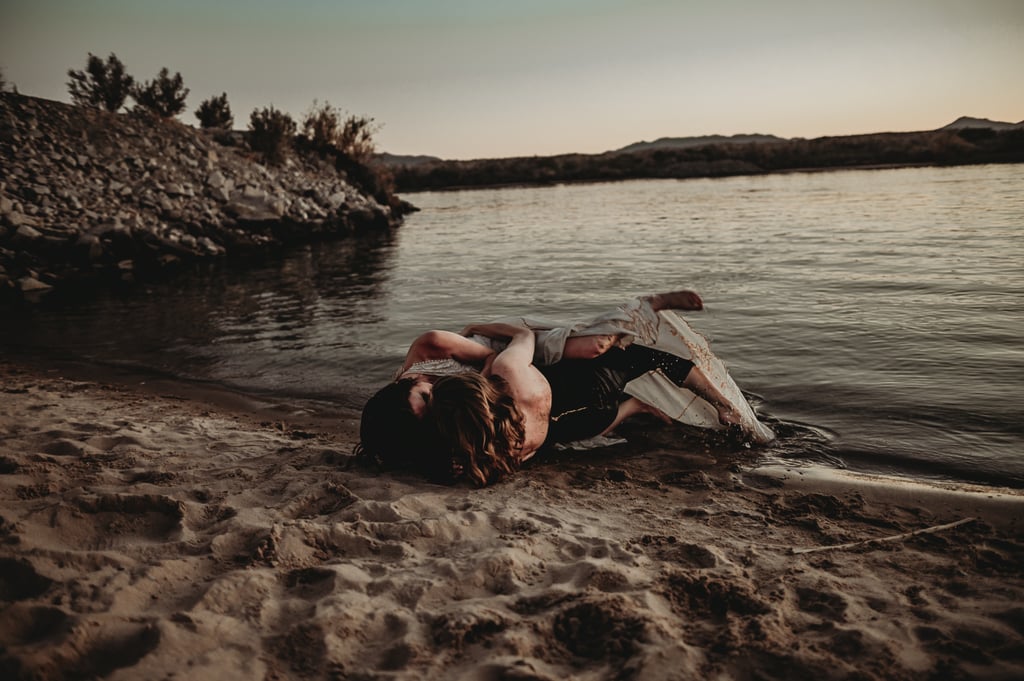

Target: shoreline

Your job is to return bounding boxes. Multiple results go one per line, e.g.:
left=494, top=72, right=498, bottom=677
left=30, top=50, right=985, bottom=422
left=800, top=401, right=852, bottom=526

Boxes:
left=1, top=358, right=1022, bottom=679
left=745, top=465, right=1024, bottom=531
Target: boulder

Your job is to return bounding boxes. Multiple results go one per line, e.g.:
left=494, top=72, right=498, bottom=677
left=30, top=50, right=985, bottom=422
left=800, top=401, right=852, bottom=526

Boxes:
left=77, top=233, right=105, bottom=260
left=15, top=224, right=42, bottom=240
left=226, top=194, right=285, bottom=222
left=18, top=275, right=52, bottom=292
left=206, top=171, right=226, bottom=189
left=6, top=211, right=40, bottom=229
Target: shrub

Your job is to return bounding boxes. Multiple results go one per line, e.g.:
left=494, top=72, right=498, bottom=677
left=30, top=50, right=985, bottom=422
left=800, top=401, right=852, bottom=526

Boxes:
left=67, top=53, right=134, bottom=112
left=195, top=92, right=233, bottom=129
left=248, top=105, right=296, bottom=164
left=338, top=114, right=379, bottom=164
left=301, top=100, right=379, bottom=163
left=301, top=100, right=342, bottom=154
left=133, top=67, right=189, bottom=118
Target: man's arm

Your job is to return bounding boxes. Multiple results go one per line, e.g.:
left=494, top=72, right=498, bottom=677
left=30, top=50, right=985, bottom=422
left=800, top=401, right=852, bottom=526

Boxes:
left=459, top=321, right=529, bottom=340
left=400, top=330, right=496, bottom=371
left=488, top=327, right=536, bottom=382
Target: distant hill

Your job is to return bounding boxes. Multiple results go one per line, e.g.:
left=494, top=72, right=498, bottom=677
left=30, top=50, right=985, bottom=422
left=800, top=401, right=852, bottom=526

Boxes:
left=380, top=114, right=1019, bottom=166
left=939, top=116, right=1024, bottom=131
left=614, top=134, right=787, bottom=154
left=390, top=124, right=1024, bottom=192
left=374, top=152, right=443, bottom=167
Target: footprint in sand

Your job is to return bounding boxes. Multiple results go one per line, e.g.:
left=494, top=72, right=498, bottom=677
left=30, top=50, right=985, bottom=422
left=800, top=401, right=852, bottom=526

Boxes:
left=0, top=603, right=71, bottom=646
left=634, top=535, right=723, bottom=568
left=1, top=616, right=160, bottom=680
left=661, top=570, right=771, bottom=618
left=42, top=438, right=99, bottom=457
left=281, top=482, right=356, bottom=519
left=0, top=557, right=55, bottom=601
left=283, top=567, right=337, bottom=600
left=85, top=434, right=158, bottom=451
left=551, top=596, right=647, bottom=662
left=266, top=621, right=328, bottom=676
left=795, top=585, right=849, bottom=621
left=70, top=622, right=161, bottom=678
left=39, top=494, right=187, bottom=550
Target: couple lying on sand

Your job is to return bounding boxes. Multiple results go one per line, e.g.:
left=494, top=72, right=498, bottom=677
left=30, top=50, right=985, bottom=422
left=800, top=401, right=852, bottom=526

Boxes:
left=358, top=290, right=774, bottom=486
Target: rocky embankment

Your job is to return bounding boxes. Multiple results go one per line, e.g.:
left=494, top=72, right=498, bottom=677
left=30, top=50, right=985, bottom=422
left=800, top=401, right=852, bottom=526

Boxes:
left=0, top=93, right=409, bottom=303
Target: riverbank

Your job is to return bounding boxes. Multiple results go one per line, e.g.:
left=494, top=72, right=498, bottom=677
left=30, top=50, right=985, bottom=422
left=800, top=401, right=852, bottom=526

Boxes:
left=1, top=359, right=1021, bottom=680
left=0, top=93, right=412, bottom=304
left=388, top=129, right=1024, bottom=192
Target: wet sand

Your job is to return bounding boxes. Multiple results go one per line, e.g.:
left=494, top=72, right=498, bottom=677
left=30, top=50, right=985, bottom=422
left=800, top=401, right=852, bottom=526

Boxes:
left=1, top=360, right=1022, bottom=680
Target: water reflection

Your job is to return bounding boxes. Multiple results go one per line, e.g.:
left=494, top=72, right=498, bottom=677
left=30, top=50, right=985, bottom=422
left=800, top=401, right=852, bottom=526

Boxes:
left=0, top=230, right=403, bottom=399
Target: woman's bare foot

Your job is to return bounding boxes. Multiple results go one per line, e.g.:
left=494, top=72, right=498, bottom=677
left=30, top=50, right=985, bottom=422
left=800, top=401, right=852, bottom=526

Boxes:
left=715, top=402, right=743, bottom=427
left=681, top=366, right=743, bottom=428
left=647, top=290, right=704, bottom=312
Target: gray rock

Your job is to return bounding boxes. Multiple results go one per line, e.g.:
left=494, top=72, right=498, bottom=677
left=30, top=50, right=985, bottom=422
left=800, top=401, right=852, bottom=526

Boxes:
left=15, top=224, right=42, bottom=239
left=197, top=236, right=224, bottom=255
left=77, top=233, right=105, bottom=260
left=92, top=218, right=127, bottom=236
left=241, top=185, right=266, bottom=200
left=18, top=275, right=52, bottom=292
left=227, top=194, right=284, bottom=221
left=7, top=212, right=40, bottom=229
left=327, top=192, right=348, bottom=209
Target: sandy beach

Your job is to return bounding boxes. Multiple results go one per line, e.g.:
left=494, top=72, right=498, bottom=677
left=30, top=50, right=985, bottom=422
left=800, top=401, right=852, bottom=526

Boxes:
left=1, top=359, right=1022, bottom=680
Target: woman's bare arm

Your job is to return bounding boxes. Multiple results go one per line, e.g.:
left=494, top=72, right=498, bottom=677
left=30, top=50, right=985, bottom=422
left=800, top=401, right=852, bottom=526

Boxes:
left=489, top=328, right=551, bottom=459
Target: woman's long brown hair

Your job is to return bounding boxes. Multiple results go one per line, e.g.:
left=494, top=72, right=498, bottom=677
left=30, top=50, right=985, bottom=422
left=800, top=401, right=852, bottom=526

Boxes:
left=428, top=372, right=525, bottom=486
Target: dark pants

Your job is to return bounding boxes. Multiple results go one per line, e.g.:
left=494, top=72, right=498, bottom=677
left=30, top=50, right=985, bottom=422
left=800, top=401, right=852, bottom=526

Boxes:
left=539, top=345, right=694, bottom=444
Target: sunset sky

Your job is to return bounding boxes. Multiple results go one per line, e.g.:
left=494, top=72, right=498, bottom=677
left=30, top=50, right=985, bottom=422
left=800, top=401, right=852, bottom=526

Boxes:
left=2, top=0, right=1021, bottom=160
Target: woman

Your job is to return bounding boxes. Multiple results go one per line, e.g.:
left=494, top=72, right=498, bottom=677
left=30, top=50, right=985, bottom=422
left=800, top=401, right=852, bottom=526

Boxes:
left=358, top=291, right=773, bottom=484
left=427, top=335, right=718, bottom=485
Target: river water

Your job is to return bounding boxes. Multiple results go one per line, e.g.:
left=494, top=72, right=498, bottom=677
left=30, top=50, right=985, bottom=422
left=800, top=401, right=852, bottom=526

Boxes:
left=3, top=164, right=1022, bottom=487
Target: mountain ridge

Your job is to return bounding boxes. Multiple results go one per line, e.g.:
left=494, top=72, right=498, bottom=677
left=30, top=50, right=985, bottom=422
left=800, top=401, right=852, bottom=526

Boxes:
left=939, top=116, right=1024, bottom=131
left=378, top=116, right=1023, bottom=164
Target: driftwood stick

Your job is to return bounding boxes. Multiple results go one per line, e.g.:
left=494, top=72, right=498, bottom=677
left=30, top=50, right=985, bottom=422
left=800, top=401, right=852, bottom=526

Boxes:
left=790, top=517, right=977, bottom=555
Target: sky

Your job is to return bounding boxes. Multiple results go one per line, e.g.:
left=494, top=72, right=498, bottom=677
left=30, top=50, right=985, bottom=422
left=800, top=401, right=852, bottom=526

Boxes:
left=1, top=0, right=1022, bottom=160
